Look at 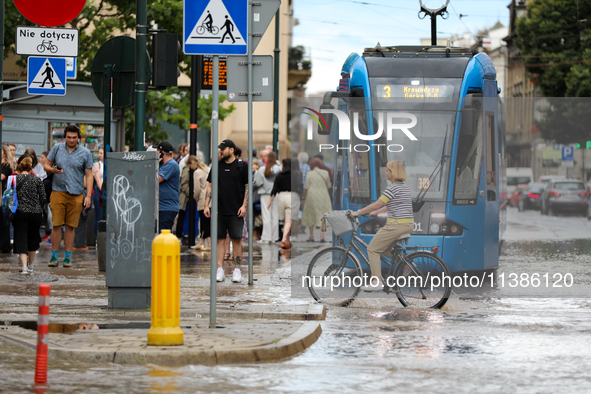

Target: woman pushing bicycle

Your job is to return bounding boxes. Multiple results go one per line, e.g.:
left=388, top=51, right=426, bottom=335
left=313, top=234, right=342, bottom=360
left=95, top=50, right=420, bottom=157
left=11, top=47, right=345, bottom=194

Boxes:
left=351, top=160, right=414, bottom=291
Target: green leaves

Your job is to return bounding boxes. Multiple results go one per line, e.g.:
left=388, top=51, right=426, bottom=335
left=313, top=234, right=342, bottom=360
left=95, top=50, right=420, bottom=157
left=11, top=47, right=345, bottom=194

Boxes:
left=515, top=0, right=591, bottom=144
left=515, top=0, right=591, bottom=98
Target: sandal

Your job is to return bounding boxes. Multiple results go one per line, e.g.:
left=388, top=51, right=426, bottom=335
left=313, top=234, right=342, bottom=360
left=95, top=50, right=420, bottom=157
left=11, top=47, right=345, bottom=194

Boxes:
left=306, top=237, right=315, bottom=242
left=224, top=253, right=234, bottom=261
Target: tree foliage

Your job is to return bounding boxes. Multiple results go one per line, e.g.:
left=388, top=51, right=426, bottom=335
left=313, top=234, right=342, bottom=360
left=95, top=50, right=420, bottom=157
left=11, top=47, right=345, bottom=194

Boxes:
left=515, top=0, right=591, bottom=97
left=515, top=0, right=591, bottom=144
left=5, top=0, right=234, bottom=147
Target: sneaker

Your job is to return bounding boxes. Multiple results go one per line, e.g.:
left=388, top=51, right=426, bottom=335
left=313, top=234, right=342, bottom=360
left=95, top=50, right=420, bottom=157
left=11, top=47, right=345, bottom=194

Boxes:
left=41, top=234, right=49, bottom=241
left=19, top=267, right=30, bottom=275
left=362, top=280, right=384, bottom=292
left=289, top=236, right=299, bottom=243
left=232, top=268, right=242, bottom=283
left=63, top=257, right=72, bottom=268
left=216, top=267, right=224, bottom=282
left=72, top=246, right=88, bottom=250
left=46, top=239, right=52, bottom=245
left=27, top=264, right=34, bottom=272
left=48, top=256, right=58, bottom=267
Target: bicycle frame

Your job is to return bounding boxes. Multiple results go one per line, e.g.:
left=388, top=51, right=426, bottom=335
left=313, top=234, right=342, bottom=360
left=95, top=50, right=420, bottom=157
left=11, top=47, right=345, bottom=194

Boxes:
left=335, top=228, right=425, bottom=287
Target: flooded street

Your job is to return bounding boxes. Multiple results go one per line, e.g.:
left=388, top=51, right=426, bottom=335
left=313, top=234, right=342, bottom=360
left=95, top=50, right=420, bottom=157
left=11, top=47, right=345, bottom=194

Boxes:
left=2, top=207, right=591, bottom=393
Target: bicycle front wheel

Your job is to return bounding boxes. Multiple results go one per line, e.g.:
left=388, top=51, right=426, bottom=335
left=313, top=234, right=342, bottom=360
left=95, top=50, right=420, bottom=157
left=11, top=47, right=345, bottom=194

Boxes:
left=393, top=251, right=451, bottom=309
left=306, top=247, right=363, bottom=307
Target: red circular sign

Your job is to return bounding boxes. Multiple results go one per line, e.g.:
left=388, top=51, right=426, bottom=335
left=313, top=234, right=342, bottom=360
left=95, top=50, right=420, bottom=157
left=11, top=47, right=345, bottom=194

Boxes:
left=14, top=0, right=85, bottom=27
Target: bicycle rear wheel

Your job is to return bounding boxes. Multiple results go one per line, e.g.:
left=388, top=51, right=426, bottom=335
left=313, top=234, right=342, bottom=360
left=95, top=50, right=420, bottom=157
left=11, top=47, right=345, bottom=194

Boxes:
left=393, top=251, right=451, bottom=309
left=306, top=247, right=363, bottom=307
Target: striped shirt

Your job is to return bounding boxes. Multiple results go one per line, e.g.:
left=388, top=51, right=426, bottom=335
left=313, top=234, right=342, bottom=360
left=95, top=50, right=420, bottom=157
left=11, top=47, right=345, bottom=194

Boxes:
left=378, top=182, right=413, bottom=220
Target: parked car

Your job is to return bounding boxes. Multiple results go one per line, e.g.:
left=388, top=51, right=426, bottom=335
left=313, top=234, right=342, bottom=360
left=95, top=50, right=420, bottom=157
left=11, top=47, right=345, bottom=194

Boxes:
left=517, top=182, right=546, bottom=211
left=509, top=184, right=528, bottom=207
left=540, top=180, right=588, bottom=216
left=539, top=175, right=567, bottom=184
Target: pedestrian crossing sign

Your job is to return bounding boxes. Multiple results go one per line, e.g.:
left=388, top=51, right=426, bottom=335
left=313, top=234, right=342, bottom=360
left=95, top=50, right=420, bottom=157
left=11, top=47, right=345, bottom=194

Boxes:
left=184, top=0, right=248, bottom=55
left=27, top=57, right=66, bottom=96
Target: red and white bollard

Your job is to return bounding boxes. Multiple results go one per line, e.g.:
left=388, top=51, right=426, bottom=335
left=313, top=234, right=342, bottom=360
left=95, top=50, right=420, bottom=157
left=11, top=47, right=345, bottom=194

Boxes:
left=34, top=284, right=50, bottom=384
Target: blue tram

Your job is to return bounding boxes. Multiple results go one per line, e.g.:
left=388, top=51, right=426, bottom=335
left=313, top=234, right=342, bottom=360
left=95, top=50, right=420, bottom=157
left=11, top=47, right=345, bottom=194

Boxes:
left=321, top=45, right=506, bottom=273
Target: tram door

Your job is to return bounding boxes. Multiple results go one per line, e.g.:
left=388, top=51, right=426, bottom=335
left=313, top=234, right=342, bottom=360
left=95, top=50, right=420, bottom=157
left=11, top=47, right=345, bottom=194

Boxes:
left=483, top=79, right=499, bottom=269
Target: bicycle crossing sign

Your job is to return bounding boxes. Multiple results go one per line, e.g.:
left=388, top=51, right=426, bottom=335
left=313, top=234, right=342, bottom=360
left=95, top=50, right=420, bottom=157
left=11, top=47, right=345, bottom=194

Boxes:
left=27, top=57, right=66, bottom=96
left=183, top=0, right=248, bottom=55
left=16, top=26, right=79, bottom=57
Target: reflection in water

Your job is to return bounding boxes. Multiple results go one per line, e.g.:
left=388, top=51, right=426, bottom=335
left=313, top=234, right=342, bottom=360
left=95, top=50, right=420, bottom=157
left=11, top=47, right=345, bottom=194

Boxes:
left=148, top=366, right=180, bottom=393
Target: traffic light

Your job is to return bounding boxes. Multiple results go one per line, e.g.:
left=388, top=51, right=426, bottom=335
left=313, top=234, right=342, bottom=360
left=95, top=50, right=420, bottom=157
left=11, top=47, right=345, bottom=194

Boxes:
left=152, top=32, right=180, bottom=88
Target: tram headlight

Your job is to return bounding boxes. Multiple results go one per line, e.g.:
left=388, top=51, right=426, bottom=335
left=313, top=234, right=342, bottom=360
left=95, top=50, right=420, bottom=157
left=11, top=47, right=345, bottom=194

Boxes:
left=428, top=213, right=464, bottom=236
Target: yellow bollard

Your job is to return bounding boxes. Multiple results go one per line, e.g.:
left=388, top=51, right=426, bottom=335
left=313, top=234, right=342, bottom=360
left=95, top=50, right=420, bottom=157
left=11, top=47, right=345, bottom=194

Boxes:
left=147, top=230, right=184, bottom=346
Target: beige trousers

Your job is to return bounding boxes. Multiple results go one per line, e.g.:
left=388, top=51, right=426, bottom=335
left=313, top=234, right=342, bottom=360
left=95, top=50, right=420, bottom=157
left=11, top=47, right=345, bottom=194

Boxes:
left=367, top=221, right=414, bottom=279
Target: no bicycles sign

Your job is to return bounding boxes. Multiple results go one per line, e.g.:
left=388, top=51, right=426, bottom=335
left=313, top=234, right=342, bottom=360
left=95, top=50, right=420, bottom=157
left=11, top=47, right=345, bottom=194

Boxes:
left=16, top=26, right=79, bottom=58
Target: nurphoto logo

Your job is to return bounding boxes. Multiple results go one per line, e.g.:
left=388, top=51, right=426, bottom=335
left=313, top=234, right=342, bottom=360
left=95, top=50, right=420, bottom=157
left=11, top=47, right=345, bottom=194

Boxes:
left=304, top=107, right=419, bottom=153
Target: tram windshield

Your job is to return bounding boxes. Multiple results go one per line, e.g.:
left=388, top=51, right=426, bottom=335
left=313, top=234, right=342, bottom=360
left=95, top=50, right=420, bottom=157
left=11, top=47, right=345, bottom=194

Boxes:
left=368, top=78, right=460, bottom=201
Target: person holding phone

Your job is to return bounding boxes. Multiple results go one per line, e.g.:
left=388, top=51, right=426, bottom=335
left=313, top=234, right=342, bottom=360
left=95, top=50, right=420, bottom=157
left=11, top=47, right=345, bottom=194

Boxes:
left=43, top=124, right=93, bottom=268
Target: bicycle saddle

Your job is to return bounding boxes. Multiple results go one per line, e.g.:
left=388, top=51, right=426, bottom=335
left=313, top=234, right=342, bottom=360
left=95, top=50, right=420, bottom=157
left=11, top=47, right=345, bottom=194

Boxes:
left=394, top=233, right=410, bottom=245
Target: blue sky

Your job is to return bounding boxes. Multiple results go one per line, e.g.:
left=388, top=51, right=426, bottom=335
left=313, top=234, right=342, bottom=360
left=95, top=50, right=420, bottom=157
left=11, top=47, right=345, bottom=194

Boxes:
left=293, top=0, right=512, bottom=94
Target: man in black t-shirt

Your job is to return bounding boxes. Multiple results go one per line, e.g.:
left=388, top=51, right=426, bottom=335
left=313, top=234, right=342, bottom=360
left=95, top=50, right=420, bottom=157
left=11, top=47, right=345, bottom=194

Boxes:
left=205, top=139, right=249, bottom=283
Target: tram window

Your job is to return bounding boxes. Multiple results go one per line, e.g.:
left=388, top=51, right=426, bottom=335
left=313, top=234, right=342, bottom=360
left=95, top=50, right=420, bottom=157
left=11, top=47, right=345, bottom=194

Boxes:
left=454, top=108, right=483, bottom=205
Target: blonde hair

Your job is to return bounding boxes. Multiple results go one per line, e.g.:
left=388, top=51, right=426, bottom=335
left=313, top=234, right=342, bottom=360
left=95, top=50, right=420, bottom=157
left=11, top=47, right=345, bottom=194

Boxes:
left=2, top=145, right=15, bottom=172
left=386, top=160, right=407, bottom=182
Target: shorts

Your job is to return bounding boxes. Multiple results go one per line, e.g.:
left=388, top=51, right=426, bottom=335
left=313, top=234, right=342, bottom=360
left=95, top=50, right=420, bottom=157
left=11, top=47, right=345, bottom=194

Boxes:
left=217, top=214, right=244, bottom=240
left=277, top=192, right=300, bottom=221
left=50, top=191, right=84, bottom=228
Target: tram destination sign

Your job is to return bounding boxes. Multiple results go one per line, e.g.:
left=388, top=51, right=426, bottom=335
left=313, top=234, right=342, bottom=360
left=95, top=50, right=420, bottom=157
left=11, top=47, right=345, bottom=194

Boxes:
left=16, top=26, right=79, bottom=57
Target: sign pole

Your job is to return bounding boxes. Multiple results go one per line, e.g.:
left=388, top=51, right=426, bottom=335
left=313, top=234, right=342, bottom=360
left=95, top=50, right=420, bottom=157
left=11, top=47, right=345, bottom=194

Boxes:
left=0, top=0, right=4, bottom=149
left=247, top=0, right=254, bottom=286
left=102, top=65, right=113, bottom=220
left=188, top=55, right=202, bottom=247
left=272, top=8, right=280, bottom=154
left=210, top=55, right=220, bottom=328
left=134, top=0, right=148, bottom=151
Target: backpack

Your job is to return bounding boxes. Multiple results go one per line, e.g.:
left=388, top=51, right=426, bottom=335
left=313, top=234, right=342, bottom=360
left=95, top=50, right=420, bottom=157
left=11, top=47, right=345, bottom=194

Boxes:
left=2, top=176, right=18, bottom=222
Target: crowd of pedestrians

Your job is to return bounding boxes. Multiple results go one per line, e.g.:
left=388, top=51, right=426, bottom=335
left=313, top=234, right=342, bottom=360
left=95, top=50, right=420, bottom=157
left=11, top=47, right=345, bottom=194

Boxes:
left=3, top=131, right=335, bottom=281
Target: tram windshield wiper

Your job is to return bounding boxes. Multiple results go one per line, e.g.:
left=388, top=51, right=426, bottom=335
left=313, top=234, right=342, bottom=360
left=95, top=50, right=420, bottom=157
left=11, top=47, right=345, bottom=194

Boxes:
left=414, top=125, right=449, bottom=207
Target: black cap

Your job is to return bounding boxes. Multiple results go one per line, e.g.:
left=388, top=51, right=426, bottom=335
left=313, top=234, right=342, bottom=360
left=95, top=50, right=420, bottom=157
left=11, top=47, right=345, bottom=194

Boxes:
left=218, top=139, right=237, bottom=150
left=156, top=141, right=174, bottom=154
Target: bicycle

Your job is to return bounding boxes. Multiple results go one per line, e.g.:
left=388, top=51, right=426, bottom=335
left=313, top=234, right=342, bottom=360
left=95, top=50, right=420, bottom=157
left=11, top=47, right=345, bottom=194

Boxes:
left=196, top=23, right=219, bottom=35
left=36, top=40, right=58, bottom=54
left=306, top=210, right=451, bottom=309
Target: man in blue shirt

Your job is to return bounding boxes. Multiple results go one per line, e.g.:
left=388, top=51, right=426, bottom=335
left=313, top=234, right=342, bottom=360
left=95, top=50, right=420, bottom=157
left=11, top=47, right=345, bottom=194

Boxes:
left=43, top=124, right=94, bottom=268
left=157, top=141, right=180, bottom=232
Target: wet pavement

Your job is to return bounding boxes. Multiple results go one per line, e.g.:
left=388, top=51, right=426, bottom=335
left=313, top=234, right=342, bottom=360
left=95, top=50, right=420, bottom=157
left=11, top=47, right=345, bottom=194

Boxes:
left=1, top=212, right=591, bottom=392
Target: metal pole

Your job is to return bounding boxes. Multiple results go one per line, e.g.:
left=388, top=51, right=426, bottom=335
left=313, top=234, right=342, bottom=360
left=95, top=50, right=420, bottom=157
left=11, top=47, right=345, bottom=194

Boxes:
left=103, top=65, right=113, bottom=220
left=210, top=55, right=220, bottom=328
left=247, top=0, right=254, bottom=286
left=134, top=0, right=148, bottom=151
left=0, top=0, right=4, bottom=148
left=431, top=15, right=437, bottom=46
left=272, top=9, right=280, bottom=155
left=189, top=55, right=201, bottom=247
